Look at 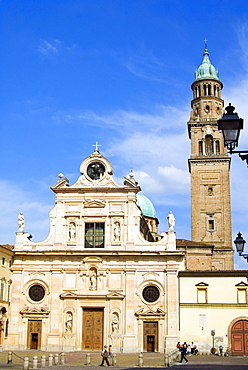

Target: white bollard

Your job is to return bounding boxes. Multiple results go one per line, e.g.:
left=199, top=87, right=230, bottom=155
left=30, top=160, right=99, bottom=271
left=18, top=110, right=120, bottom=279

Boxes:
left=33, top=355, right=38, bottom=369
left=23, top=357, right=29, bottom=370
left=7, top=351, right=12, bottom=364
left=54, top=353, right=59, bottom=365
left=138, top=354, right=143, bottom=367
left=61, top=352, right=65, bottom=365
left=48, top=353, right=53, bottom=366
left=41, top=355, right=46, bottom=367
left=86, top=353, right=91, bottom=365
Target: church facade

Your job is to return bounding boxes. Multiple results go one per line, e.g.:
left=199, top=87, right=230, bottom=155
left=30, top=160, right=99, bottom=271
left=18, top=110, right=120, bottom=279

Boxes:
left=5, top=46, right=248, bottom=355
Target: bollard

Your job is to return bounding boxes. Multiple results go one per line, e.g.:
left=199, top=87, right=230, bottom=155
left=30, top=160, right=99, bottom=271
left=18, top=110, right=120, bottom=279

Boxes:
left=33, top=355, right=38, bottom=369
left=23, top=357, right=29, bottom=370
left=41, top=355, right=46, bottom=367
left=54, top=353, right=59, bottom=365
left=48, top=353, right=53, bottom=366
left=164, top=354, right=169, bottom=367
left=7, top=351, right=12, bottom=364
left=113, top=353, right=117, bottom=366
left=86, top=353, right=91, bottom=366
left=61, top=352, right=65, bottom=365
left=138, top=354, right=143, bottom=367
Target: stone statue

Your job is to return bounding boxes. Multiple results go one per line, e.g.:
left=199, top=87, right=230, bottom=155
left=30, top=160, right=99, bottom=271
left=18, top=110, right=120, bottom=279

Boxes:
left=113, top=222, right=121, bottom=242
left=112, top=313, right=119, bottom=333
left=18, top=212, right=25, bottom=232
left=69, top=223, right=76, bottom=240
left=167, top=211, right=175, bottom=232
left=89, top=269, right=97, bottom=290
left=65, top=312, right=73, bottom=332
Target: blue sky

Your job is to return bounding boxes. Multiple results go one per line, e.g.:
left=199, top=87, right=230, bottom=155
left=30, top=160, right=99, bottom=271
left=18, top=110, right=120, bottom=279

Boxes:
left=1, top=0, right=248, bottom=268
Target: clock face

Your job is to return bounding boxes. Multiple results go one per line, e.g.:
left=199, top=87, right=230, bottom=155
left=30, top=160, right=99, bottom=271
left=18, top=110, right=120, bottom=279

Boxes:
left=87, top=162, right=105, bottom=180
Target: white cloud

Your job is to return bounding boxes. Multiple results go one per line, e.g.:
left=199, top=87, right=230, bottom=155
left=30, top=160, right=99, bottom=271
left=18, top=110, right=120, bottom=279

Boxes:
left=39, top=39, right=77, bottom=57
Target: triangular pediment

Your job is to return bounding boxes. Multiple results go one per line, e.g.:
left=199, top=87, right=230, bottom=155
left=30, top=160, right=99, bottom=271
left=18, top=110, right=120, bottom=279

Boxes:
left=106, top=291, right=125, bottom=299
left=20, top=306, right=50, bottom=315
left=195, top=282, right=209, bottom=287
left=235, top=281, right=248, bottom=287
left=135, top=307, right=165, bottom=317
left=84, top=200, right=106, bottom=208
left=60, top=291, right=79, bottom=299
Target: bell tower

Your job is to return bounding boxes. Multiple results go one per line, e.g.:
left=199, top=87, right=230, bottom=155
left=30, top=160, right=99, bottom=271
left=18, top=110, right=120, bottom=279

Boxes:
left=188, top=44, right=233, bottom=270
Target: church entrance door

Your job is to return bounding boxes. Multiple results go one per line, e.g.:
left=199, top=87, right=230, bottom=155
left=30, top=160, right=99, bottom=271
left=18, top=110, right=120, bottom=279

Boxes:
left=82, top=308, right=103, bottom=350
left=143, top=322, right=158, bottom=352
left=231, top=320, right=248, bottom=355
left=27, top=320, right=42, bottom=349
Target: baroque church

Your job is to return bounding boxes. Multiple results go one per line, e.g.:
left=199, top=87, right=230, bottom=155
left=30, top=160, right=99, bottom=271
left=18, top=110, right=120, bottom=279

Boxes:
left=1, top=45, right=248, bottom=355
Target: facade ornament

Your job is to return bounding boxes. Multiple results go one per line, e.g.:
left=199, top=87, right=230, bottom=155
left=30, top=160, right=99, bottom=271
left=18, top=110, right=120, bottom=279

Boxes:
left=113, top=222, right=121, bottom=242
left=167, top=211, right=175, bottom=232
left=18, top=212, right=25, bottom=232
left=89, top=269, right=97, bottom=290
left=112, top=312, right=119, bottom=333
left=65, top=312, right=73, bottom=332
left=69, top=223, right=76, bottom=240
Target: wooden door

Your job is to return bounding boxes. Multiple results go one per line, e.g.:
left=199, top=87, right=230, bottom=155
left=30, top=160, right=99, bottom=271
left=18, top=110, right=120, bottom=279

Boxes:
left=231, top=320, right=248, bottom=355
left=27, top=320, right=42, bottom=350
left=82, top=308, right=103, bottom=350
left=143, top=322, right=158, bottom=352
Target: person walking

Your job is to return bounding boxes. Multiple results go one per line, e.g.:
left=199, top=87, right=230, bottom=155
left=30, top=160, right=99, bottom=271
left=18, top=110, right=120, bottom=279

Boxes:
left=180, top=342, right=188, bottom=363
left=108, top=344, right=113, bottom=365
left=100, top=345, right=110, bottom=366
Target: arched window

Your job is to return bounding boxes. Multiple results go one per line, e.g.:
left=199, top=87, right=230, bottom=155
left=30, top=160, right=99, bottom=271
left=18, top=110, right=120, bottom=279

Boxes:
left=205, top=135, right=214, bottom=155
left=208, top=84, right=211, bottom=95
left=216, top=140, right=220, bottom=155
left=199, top=141, right=203, bottom=155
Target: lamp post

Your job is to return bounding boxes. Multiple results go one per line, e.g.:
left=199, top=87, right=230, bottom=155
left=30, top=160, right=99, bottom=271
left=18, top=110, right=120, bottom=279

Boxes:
left=234, top=232, right=247, bottom=261
left=218, top=104, right=248, bottom=166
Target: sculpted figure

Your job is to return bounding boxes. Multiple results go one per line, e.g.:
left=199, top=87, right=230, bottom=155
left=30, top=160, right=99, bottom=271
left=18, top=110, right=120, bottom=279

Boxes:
left=167, top=211, right=175, bottom=232
left=89, top=269, right=97, bottom=290
left=18, top=212, right=25, bottom=232
left=113, top=222, right=121, bottom=242
left=69, top=223, right=76, bottom=240
left=112, top=313, right=119, bottom=333
left=65, top=312, right=73, bottom=332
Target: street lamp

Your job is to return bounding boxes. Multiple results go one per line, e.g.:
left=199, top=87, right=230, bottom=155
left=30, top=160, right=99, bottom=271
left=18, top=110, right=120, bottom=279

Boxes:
left=218, top=104, right=248, bottom=165
left=234, top=232, right=247, bottom=260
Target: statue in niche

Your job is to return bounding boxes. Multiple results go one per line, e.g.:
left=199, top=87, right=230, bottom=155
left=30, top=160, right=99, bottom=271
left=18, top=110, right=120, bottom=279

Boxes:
left=167, top=211, right=175, bottom=232
left=18, top=212, right=25, bottom=232
left=65, top=312, right=73, bottom=332
left=112, top=312, right=119, bottom=333
left=69, top=222, right=76, bottom=240
left=113, top=222, right=121, bottom=242
left=89, top=269, right=97, bottom=290
left=208, top=187, right=213, bottom=196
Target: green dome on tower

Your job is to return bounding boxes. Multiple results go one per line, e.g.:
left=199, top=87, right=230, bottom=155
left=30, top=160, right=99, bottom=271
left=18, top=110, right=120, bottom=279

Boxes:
left=195, top=44, right=219, bottom=81
left=136, top=193, right=158, bottom=219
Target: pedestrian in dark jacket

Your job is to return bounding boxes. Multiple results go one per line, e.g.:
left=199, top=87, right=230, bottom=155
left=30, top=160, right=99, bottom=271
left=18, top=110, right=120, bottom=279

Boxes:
left=180, top=342, right=188, bottom=363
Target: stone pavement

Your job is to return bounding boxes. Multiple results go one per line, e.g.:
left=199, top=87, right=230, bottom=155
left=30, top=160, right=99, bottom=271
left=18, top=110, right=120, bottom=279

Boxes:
left=0, top=351, right=248, bottom=369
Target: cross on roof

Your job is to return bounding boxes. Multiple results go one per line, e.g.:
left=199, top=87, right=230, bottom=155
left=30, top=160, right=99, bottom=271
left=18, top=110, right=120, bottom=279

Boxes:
left=92, top=141, right=101, bottom=152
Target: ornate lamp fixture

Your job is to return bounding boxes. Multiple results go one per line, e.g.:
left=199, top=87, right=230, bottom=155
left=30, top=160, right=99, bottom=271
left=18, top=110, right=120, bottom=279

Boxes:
left=234, top=232, right=247, bottom=260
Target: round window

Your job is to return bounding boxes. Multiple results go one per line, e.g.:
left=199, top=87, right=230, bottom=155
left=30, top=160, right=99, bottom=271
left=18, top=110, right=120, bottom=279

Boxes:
left=29, top=284, right=45, bottom=302
left=142, top=285, right=160, bottom=303
left=87, top=162, right=105, bottom=180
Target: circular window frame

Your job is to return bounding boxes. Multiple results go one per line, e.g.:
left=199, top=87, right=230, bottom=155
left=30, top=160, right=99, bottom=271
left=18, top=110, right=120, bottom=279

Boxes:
left=28, top=284, right=46, bottom=302
left=142, top=285, right=160, bottom=303
left=86, top=161, right=106, bottom=181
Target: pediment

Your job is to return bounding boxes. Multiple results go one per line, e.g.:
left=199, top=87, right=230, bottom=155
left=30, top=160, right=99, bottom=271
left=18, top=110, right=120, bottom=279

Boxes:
left=123, top=177, right=140, bottom=189
left=235, top=281, right=248, bottom=287
left=84, top=200, right=106, bottom=208
left=83, top=256, right=102, bottom=263
left=60, top=291, right=79, bottom=299
left=20, top=306, right=50, bottom=315
left=195, top=282, right=209, bottom=287
left=106, top=292, right=125, bottom=300
left=135, top=307, right=165, bottom=317
left=51, top=177, right=69, bottom=190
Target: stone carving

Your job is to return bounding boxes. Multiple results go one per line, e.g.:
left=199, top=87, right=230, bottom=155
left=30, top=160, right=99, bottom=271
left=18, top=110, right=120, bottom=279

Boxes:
left=167, top=211, right=175, bottom=232
left=89, top=269, right=97, bottom=290
left=18, top=212, right=25, bottom=232
left=69, top=222, right=76, bottom=240
left=113, top=222, right=121, bottom=242
left=112, top=312, right=119, bottom=333
left=65, top=312, right=73, bottom=332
